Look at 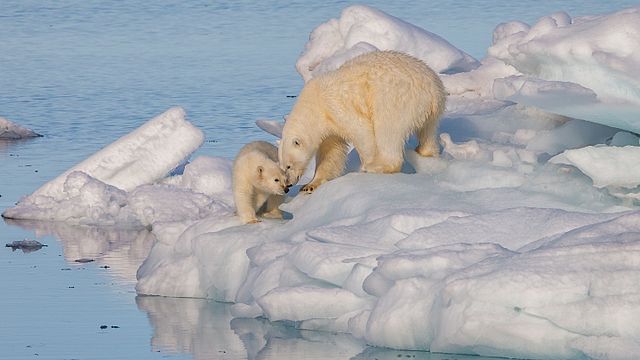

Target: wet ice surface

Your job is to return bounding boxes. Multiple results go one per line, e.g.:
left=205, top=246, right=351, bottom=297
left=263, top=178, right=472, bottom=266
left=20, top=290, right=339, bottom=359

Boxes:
left=3, top=1, right=640, bottom=360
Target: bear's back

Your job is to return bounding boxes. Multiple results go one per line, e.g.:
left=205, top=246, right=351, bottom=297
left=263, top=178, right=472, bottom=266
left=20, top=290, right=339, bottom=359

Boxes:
left=309, top=51, right=444, bottom=108
left=332, top=51, right=438, bottom=84
left=235, top=141, right=278, bottom=166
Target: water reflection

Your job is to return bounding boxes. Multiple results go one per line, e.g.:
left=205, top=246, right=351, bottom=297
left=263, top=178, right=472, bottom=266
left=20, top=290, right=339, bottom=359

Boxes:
left=0, top=138, right=36, bottom=154
left=5, top=218, right=154, bottom=284
left=3, top=218, right=504, bottom=360
left=231, top=317, right=367, bottom=360
left=4, top=239, right=48, bottom=253
left=137, top=295, right=501, bottom=360
left=136, top=296, right=248, bottom=359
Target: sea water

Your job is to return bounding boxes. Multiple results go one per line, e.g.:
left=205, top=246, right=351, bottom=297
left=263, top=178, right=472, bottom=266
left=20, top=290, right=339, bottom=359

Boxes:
left=1, top=1, right=636, bottom=359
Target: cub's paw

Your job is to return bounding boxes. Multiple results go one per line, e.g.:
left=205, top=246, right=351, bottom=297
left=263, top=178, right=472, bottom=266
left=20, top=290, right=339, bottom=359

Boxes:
left=262, top=209, right=283, bottom=219
left=242, top=217, right=261, bottom=224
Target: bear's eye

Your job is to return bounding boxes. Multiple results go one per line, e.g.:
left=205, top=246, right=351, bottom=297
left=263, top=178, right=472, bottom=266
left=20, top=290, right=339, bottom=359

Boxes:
left=286, top=165, right=291, bottom=170
left=274, top=179, right=279, bottom=182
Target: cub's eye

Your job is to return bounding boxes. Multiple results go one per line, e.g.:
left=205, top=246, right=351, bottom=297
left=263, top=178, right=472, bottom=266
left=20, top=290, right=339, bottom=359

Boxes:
left=274, top=179, right=279, bottom=182
left=286, top=165, right=291, bottom=170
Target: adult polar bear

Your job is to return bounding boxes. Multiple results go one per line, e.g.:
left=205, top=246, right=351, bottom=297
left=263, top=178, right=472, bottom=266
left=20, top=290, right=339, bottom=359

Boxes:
left=279, top=50, right=446, bottom=193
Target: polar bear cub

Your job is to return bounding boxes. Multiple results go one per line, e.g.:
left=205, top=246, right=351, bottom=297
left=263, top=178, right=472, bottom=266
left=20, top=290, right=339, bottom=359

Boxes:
left=279, top=50, right=446, bottom=193
left=233, top=141, right=289, bottom=224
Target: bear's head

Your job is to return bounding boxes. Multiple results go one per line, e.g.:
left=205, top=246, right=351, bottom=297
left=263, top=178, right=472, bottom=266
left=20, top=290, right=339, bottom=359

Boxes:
left=254, top=160, right=289, bottom=195
left=279, top=132, right=312, bottom=186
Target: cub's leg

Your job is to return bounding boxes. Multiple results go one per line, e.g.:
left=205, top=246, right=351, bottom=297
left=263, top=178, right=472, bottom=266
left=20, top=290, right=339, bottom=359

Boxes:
left=253, top=191, right=270, bottom=214
left=261, top=194, right=284, bottom=219
left=234, top=186, right=260, bottom=224
left=301, top=136, right=350, bottom=194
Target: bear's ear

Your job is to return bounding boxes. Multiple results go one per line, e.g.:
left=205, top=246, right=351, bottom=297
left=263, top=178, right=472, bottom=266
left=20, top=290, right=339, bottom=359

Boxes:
left=257, top=165, right=264, bottom=178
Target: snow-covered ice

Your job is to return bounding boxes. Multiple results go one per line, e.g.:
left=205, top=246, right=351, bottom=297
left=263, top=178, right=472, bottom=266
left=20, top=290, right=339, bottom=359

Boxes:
left=6, top=4, right=640, bottom=360
left=296, top=5, right=480, bottom=82
left=446, top=6, right=640, bottom=133
left=551, top=146, right=640, bottom=188
left=2, top=107, right=217, bottom=226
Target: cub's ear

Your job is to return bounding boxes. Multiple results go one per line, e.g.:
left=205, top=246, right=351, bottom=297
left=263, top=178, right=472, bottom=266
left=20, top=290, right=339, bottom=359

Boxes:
left=257, top=165, right=264, bottom=177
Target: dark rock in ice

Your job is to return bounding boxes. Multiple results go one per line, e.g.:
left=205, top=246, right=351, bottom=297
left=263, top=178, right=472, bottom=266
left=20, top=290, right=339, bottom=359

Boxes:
left=74, top=258, right=95, bottom=263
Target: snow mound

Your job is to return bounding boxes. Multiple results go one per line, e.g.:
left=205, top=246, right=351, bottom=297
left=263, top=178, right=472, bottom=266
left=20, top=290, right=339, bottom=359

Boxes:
left=551, top=146, right=640, bottom=188
left=0, top=116, right=41, bottom=139
left=12, top=107, right=202, bottom=200
left=446, top=6, right=640, bottom=133
left=296, top=4, right=479, bottom=82
left=489, top=8, right=640, bottom=106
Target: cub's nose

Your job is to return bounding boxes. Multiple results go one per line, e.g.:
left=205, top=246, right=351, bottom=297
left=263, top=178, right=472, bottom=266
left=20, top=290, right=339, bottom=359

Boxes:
left=284, top=187, right=289, bottom=194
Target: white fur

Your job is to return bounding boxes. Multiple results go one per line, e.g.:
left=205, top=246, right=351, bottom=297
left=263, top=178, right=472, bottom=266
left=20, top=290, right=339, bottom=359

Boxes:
left=233, top=141, right=288, bottom=223
left=280, top=51, right=446, bottom=193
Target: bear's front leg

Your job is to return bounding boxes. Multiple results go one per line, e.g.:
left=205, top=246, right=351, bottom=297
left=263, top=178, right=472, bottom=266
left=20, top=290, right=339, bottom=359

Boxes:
left=301, top=136, right=349, bottom=194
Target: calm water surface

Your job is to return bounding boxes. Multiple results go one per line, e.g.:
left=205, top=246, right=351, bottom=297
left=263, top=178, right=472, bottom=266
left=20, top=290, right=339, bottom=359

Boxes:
left=1, top=1, right=636, bottom=359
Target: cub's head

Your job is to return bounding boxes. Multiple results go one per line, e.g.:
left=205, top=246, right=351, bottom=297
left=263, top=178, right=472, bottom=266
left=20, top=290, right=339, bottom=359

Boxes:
left=279, top=130, right=313, bottom=186
left=254, top=160, right=289, bottom=195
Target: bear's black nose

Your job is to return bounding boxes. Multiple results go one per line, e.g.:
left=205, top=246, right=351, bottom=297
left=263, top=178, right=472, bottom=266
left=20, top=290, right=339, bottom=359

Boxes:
left=284, top=187, right=289, bottom=194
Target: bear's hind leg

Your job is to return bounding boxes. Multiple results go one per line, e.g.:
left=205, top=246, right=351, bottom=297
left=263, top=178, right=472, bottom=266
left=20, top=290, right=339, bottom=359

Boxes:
left=415, top=115, right=440, bottom=157
left=368, top=143, right=404, bottom=173
left=301, top=136, right=349, bottom=194
left=369, top=122, right=406, bottom=173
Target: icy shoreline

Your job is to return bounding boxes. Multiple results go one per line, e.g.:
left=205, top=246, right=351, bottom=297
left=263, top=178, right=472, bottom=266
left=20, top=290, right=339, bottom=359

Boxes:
left=5, top=4, right=640, bottom=360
